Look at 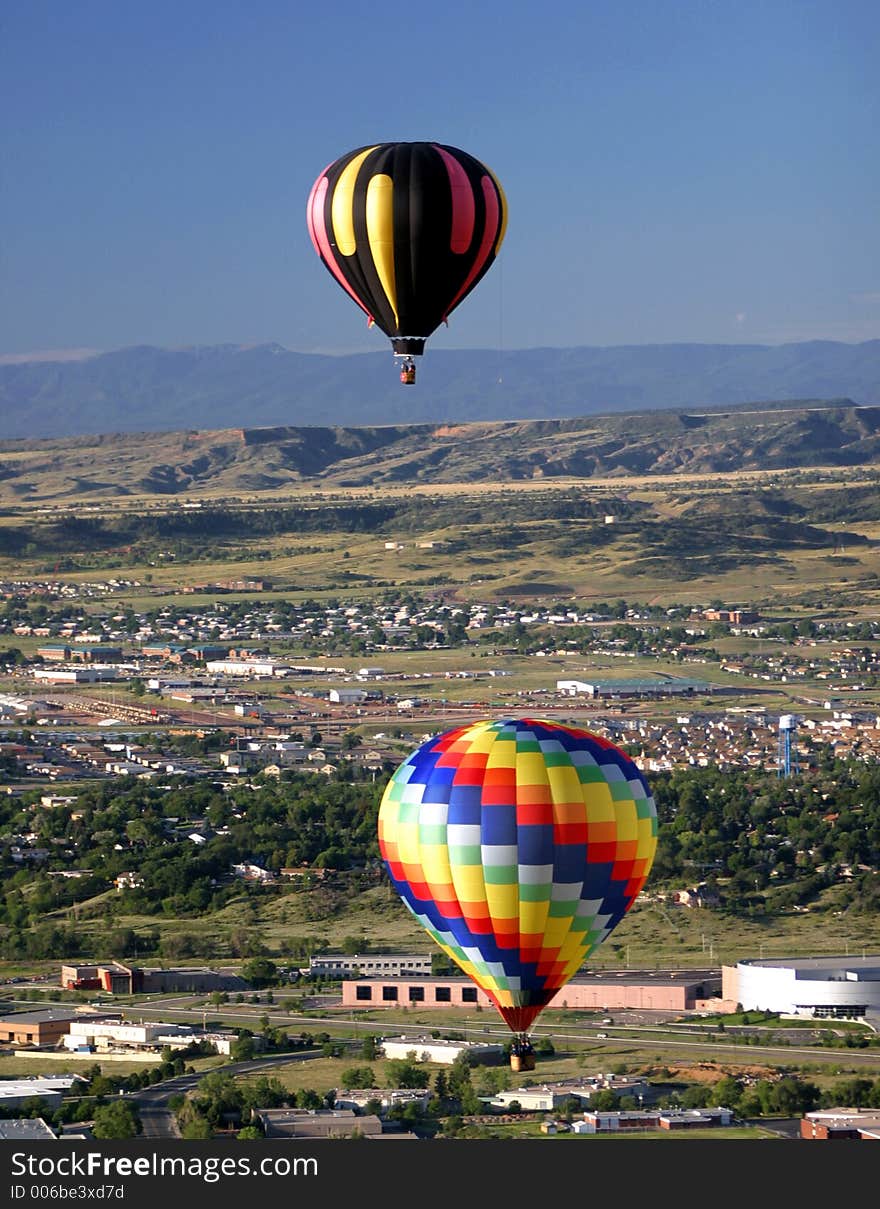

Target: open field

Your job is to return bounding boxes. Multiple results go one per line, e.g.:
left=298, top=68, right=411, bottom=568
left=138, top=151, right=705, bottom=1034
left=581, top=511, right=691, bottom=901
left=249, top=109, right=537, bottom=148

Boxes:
left=1, top=424, right=880, bottom=611
left=0, top=1052, right=225, bottom=1079
left=20, top=876, right=880, bottom=969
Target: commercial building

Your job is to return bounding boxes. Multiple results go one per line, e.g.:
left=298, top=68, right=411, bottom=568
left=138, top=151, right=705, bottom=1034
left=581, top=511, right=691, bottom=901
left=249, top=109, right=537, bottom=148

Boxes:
left=305, top=953, right=433, bottom=979
left=72, top=645, right=123, bottom=663
left=0, top=1009, right=102, bottom=1049
left=0, top=1076, right=86, bottom=1111
left=574, top=1107, right=733, bottom=1133
left=33, top=667, right=120, bottom=684
left=0, top=693, right=49, bottom=715
left=60, top=962, right=247, bottom=994
left=61, top=962, right=142, bottom=993
left=205, top=659, right=288, bottom=678
left=379, top=1036, right=505, bottom=1065
left=62, top=1019, right=236, bottom=1056
left=722, top=955, right=880, bottom=1019
left=36, top=644, right=72, bottom=661
left=342, top=969, right=721, bottom=1013
left=255, top=1109, right=383, bottom=1139
left=556, top=678, right=712, bottom=699
left=332, top=1088, right=431, bottom=1115
left=329, top=688, right=368, bottom=705
left=801, top=1109, right=880, bottom=1140
left=0, top=1119, right=59, bottom=1140
left=485, top=1075, right=650, bottom=1113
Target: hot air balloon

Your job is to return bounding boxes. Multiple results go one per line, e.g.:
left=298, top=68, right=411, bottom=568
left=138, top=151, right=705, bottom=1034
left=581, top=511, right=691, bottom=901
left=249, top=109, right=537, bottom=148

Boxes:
left=377, top=718, right=657, bottom=1069
left=306, top=142, right=507, bottom=384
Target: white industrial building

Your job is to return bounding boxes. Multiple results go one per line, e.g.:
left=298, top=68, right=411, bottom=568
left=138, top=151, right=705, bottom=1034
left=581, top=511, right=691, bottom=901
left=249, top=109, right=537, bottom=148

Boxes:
left=333, top=1088, right=431, bottom=1113
left=485, top=1076, right=650, bottom=1113
left=33, top=667, right=119, bottom=684
left=0, top=693, right=50, bottom=714
left=379, top=1036, right=504, bottom=1065
left=63, top=1019, right=235, bottom=1055
left=205, top=659, right=288, bottom=678
left=305, top=953, right=433, bottom=979
left=723, top=955, right=880, bottom=1019
left=0, top=1075, right=85, bottom=1111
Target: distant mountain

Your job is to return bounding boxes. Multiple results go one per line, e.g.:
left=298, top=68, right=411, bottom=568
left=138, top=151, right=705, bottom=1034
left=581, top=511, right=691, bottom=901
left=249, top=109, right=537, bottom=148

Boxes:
left=2, top=401, right=880, bottom=504
left=0, top=339, right=878, bottom=440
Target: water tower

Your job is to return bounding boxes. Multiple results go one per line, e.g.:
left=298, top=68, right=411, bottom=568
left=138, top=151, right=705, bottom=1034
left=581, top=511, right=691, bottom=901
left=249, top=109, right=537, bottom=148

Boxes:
left=778, top=714, right=799, bottom=778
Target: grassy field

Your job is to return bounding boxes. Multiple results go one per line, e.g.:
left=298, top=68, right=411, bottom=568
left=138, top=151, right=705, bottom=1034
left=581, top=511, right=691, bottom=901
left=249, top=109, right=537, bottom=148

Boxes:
left=0, top=1052, right=225, bottom=1079
left=2, top=457, right=880, bottom=611
left=23, top=875, right=880, bottom=972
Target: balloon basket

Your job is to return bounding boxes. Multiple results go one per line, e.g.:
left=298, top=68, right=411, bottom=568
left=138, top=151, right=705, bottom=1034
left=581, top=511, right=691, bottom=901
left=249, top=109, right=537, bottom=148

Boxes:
left=510, top=1051, right=536, bottom=1073
left=510, top=1034, right=535, bottom=1072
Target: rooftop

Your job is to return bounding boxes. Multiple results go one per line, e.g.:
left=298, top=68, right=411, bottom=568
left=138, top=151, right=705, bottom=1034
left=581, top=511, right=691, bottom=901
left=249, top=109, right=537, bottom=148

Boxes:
left=0, top=1009, right=86, bottom=1025
left=0, top=1118, right=57, bottom=1139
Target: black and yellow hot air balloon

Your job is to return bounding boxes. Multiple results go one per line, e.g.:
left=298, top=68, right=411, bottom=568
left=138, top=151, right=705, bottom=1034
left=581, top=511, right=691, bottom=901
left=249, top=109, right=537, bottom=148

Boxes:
left=306, top=142, right=507, bottom=383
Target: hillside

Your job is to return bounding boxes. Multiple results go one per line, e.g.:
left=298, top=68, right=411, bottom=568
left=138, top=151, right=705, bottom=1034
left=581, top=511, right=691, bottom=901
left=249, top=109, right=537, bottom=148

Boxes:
left=1, top=339, right=879, bottom=440
left=0, top=399, right=879, bottom=505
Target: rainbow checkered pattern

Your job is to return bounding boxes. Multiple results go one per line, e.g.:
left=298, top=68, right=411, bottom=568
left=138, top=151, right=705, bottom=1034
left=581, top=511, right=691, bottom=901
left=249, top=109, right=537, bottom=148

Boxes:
left=378, top=718, right=657, bottom=1033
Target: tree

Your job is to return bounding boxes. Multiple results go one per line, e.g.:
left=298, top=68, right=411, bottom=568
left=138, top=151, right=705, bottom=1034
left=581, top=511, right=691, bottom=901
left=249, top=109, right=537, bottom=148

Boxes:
left=241, top=958, right=277, bottom=988
left=181, top=1115, right=213, bottom=1139
left=385, top=1058, right=426, bottom=1089
left=92, top=1100, right=140, bottom=1139
left=230, top=1032, right=255, bottom=1061
left=341, top=1066, right=375, bottom=1090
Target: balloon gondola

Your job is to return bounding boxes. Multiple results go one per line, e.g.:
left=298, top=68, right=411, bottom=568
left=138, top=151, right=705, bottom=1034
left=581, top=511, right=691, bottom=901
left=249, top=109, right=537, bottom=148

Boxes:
left=307, top=142, right=507, bottom=383
left=377, top=718, right=658, bottom=1067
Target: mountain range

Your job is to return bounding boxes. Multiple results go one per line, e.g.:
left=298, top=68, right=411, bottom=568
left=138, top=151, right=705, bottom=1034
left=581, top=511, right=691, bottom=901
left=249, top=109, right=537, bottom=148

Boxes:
left=1, top=400, right=879, bottom=505
left=1, top=339, right=878, bottom=440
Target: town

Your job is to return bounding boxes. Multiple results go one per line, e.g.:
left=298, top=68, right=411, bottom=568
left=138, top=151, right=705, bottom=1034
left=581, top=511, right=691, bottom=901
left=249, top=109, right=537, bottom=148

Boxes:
left=2, top=578, right=880, bottom=1147
left=2, top=583, right=880, bottom=790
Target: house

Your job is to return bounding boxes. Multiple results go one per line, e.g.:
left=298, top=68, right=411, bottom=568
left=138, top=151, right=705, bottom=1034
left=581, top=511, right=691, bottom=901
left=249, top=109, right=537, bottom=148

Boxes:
left=231, top=862, right=276, bottom=884
left=114, top=872, right=144, bottom=891
left=672, top=884, right=720, bottom=908
left=280, top=866, right=328, bottom=882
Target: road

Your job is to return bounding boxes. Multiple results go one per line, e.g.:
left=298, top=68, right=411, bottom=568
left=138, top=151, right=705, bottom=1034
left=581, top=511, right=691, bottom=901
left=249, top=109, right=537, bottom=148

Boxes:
left=130, top=1050, right=323, bottom=1139
left=8, top=992, right=880, bottom=1077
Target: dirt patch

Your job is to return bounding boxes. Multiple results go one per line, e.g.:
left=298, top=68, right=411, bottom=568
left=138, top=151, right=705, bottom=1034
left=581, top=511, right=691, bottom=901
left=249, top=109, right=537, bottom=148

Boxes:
left=641, top=1061, right=779, bottom=1084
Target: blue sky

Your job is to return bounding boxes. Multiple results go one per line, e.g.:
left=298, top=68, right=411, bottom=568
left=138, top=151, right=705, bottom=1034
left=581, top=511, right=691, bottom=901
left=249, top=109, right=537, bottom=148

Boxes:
left=2, top=0, right=878, bottom=359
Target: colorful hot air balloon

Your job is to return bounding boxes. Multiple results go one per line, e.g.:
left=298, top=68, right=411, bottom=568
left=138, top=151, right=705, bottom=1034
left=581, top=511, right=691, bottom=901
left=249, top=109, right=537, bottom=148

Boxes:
left=306, top=142, right=507, bottom=382
left=378, top=718, right=657, bottom=1060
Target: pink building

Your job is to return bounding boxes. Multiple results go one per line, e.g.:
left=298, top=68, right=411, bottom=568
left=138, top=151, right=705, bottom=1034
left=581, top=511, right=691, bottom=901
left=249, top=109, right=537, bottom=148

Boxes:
left=341, top=971, right=721, bottom=1013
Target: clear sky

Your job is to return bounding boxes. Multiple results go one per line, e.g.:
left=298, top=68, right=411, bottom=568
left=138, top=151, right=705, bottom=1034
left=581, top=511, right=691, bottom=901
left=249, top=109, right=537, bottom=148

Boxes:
left=2, top=0, right=878, bottom=359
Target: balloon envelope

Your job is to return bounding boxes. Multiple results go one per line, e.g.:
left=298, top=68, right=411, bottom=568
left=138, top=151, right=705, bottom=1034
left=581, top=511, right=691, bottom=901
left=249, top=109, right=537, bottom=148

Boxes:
left=378, top=718, right=657, bottom=1034
left=307, top=142, right=507, bottom=357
